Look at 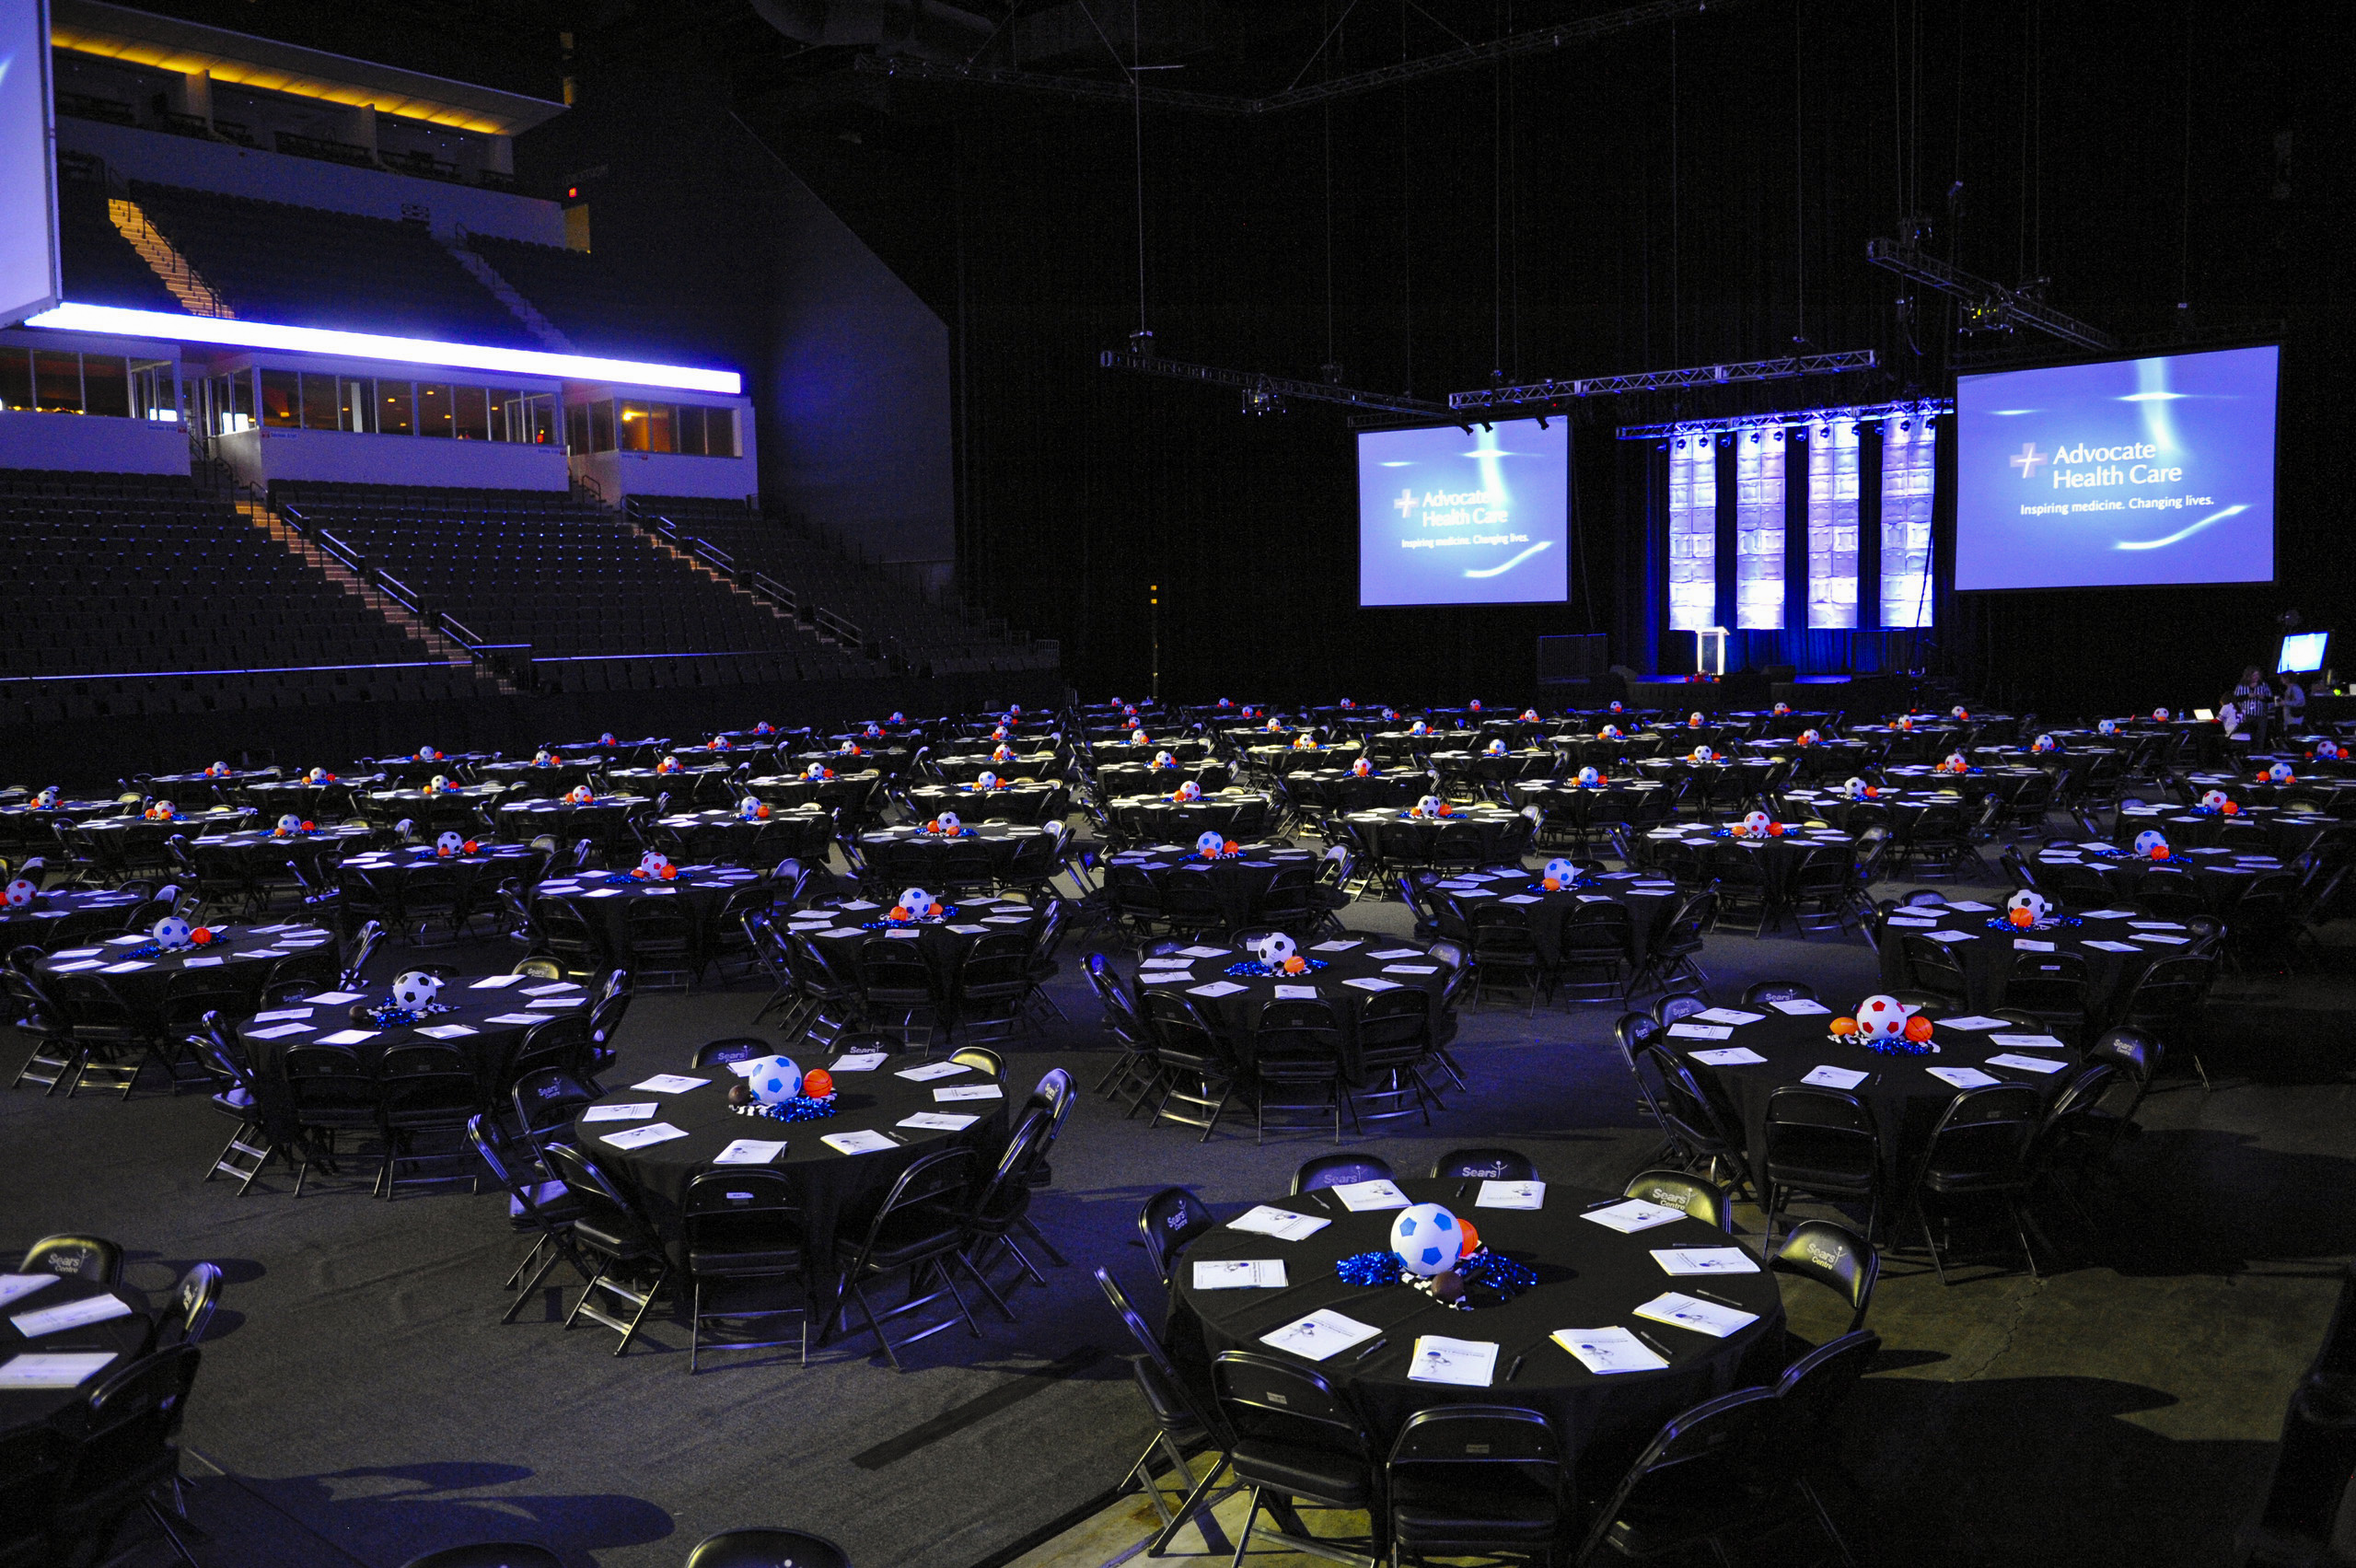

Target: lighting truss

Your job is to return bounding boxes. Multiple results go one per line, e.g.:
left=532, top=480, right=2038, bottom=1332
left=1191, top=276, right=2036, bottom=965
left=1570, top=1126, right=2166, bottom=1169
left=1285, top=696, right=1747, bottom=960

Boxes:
left=1099, top=351, right=1446, bottom=418
left=1864, top=239, right=2117, bottom=351
left=856, top=0, right=1746, bottom=116
left=1448, top=350, right=1878, bottom=411
left=1615, top=398, right=1951, bottom=442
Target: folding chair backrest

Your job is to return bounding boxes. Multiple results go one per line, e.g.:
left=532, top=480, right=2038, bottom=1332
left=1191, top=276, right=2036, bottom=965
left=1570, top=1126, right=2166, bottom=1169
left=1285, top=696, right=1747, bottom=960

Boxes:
left=1213, top=1350, right=1373, bottom=1458
left=1770, top=1219, right=1879, bottom=1331
left=1622, top=1168, right=1734, bottom=1231
left=1293, top=1153, right=1394, bottom=1193
left=1138, top=1186, right=1218, bottom=1282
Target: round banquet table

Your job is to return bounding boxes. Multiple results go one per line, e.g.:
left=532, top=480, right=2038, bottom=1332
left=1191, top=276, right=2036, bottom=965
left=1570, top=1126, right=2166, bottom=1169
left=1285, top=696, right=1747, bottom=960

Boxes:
left=192, top=823, right=376, bottom=878
left=1090, top=739, right=1214, bottom=768
left=2031, top=841, right=2285, bottom=915
left=1343, top=807, right=1531, bottom=869
left=1107, top=842, right=1321, bottom=930
left=794, top=747, right=911, bottom=778
left=1093, top=762, right=1235, bottom=798
left=0, top=888, right=145, bottom=948
left=39, top=920, right=336, bottom=1025
left=0, top=798, right=126, bottom=833
left=477, top=757, right=612, bottom=791
left=572, top=1052, right=1010, bottom=1296
left=2115, top=802, right=2334, bottom=860
left=787, top=895, right=1046, bottom=993
left=743, top=772, right=883, bottom=815
left=145, top=769, right=272, bottom=806
left=367, top=785, right=505, bottom=820
left=2184, top=771, right=2356, bottom=817
left=1638, top=823, right=1855, bottom=900
left=1782, top=784, right=1976, bottom=833
left=929, top=751, right=1062, bottom=784
left=605, top=764, right=736, bottom=798
left=1666, top=1009, right=2079, bottom=1188
left=907, top=782, right=1068, bottom=827
left=493, top=796, right=649, bottom=844
left=1427, top=867, right=1682, bottom=968
left=1429, top=749, right=1560, bottom=787
left=243, top=777, right=380, bottom=819
left=1507, top=779, right=1669, bottom=832
left=530, top=864, right=763, bottom=954
left=1169, top=1178, right=1783, bottom=1469
left=236, top=976, right=591, bottom=1114
left=0, top=1274, right=155, bottom=1443
left=1245, top=744, right=1365, bottom=779
left=1631, top=755, right=1780, bottom=800
left=656, top=807, right=835, bottom=865
left=81, top=809, right=250, bottom=854
left=1877, top=764, right=2051, bottom=806
left=1132, top=934, right=1453, bottom=1069
left=362, top=754, right=496, bottom=784
left=340, top=842, right=541, bottom=908
left=1874, top=897, right=2186, bottom=1017
left=860, top=822, right=1044, bottom=883
left=1108, top=791, right=1276, bottom=842
left=1287, top=771, right=1427, bottom=815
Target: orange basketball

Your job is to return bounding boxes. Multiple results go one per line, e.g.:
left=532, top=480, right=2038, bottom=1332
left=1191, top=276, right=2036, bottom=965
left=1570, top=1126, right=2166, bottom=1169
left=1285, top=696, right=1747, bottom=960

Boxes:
left=802, top=1069, right=834, bottom=1099
left=1903, top=1015, right=1934, bottom=1042
left=1457, top=1220, right=1481, bottom=1258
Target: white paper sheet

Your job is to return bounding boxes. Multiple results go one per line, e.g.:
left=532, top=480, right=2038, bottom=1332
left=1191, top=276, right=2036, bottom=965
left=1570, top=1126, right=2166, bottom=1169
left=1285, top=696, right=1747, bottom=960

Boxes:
left=822, top=1129, right=899, bottom=1156
left=1369, top=948, right=1424, bottom=960
left=1227, top=1205, right=1330, bottom=1241
left=2014, top=938, right=2056, bottom=952
left=1309, top=939, right=1364, bottom=952
left=1989, top=1033, right=2066, bottom=1051
left=1552, top=1326, right=1667, bottom=1374
left=899, top=1112, right=981, bottom=1132
left=2078, top=909, right=2136, bottom=920
left=896, top=1062, right=969, bottom=1081
left=316, top=1028, right=378, bottom=1045
left=1692, top=1008, right=1765, bottom=1026
left=470, top=974, right=526, bottom=989
left=246, top=1022, right=315, bottom=1040
left=1939, top=1016, right=2010, bottom=1031
left=253, top=1008, right=315, bottom=1022
left=712, top=1140, right=787, bottom=1165
left=0, top=1352, right=119, bottom=1388
left=831, top=1051, right=889, bottom=1072
left=581, top=1103, right=657, bottom=1122
left=414, top=1024, right=480, bottom=1040
left=1987, top=1053, right=2068, bottom=1074
left=0, top=1274, right=60, bottom=1307
left=633, top=1074, right=710, bottom=1094
left=1920, top=929, right=1979, bottom=943
left=935, top=1085, right=1003, bottom=1102
left=1583, top=1199, right=1686, bottom=1234
left=1802, top=1064, right=1870, bottom=1089
left=1259, top=1309, right=1381, bottom=1361
left=485, top=1013, right=551, bottom=1025
left=1667, top=1024, right=1733, bottom=1041
left=1272, top=983, right=1321, bottom=999
left=2136, top=933, right=2191, bottom=945
left=1475, top=1180, right=1547, bottom=1211
left=598, top=1121, right=689, bottom=1151
left=1192, top=1259, right=1289, bottom=1290
left=1329, top=1178, right=1412, bottom=1212
left=1188, top=981, right=1248, bottom=998
left=1632, top=1291, right=1760, bottom=1337
left=1689, top=1047, right=1768, bottom=1066
left=1407, top=1335, right=1498, bottom=1386
left=1341, top=977, right=1402, bottom=993
left=1178, top=946, right=1228, bottom=958
left=99, top=960, right=153, bottom=973
left=1771, top=998, right=1833, bottom=1016
left=1927, top=1066, right=2002, bottom=1089
left=2085, top=940, right=2141, bottom=953
left=11, top=1295, right=134, bottom=1337
left=1648, top=1247, right=1762, bottom=1277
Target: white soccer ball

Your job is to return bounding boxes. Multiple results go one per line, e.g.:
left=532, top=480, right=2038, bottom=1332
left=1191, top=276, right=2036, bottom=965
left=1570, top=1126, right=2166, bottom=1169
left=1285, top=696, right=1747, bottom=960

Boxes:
left=2321, top=740, right=2344, bottom=761
left=1251, top=932, right=1297, bottom=969
left=1944, top=752, right=1968, bottom=771
left=534, top=750, right=552, bottom=764
left=1599, top=725, right=1622, bottom=740
left=567, top=785, right=593, bottom=804
left=427, top=774, right=449, bottom=793
left=936, top=811, right=962, bottom=833
left=2098, top=718, right=2118, bottom=735
left=976, top=772, right=1000, bottom=790
left=2032, top=734, right=2056, bottom=752
left=1175, top=781, right=1202, bottom=801
left=1800, top=729, right=1820, bottom=746
left=1486, top=739, right=1507, bottom=756
left=1853, top=993, right=1908, bottom=1044
left=1691, top=746, right=1714, bottom=763
left=738, top=795, right=766, bottom=820
left=391, top=970, right=442, bottom=1010
left=1415, top=795, right=1442, bottom=818
left=1841, top=777, right=1869, bottom=799
left=1410, top=720, right=1430, bottom=736
left=278, top=814, right=305, bottom=833
left=152, top=916, right=191, bottom=949
left=1196, top=830, right=1227, bottom=856
left=2006, top=889, right=2052, bottom=924
left=1689, top=712, right=1703, bottom=727
left=1543, top=857, right=1579, bottom=888
left=1390, top=1204, right=1462, bottom=1277
left=898, top=888, right=938, bottom=919
left=2153, top=707, right=2171, bottom=721
left=1952, top=705, right=1968, bottom=719
left=1154, top=750, right=1175, bottom=767
left=2200, top=788, right=2230, bottom=810
left=639, top=851, right=670, bottom=875
left=1352, top=758, right=1374, bottom=776
left=1132, top=728, right=1149, bottom=744
left=1741, top=809, right=1771, bottom=835
left=804, top=762, right=830, bottom=781
left=307, top=768, right=327, bottom=783
left=1576, top=766, right=1602, bottom=786
left=742, top=1054, right=804, bottom=1106
left=2270, top=761, right=2295, bottom=782
left=3, top=879, right=34, bottom=907
left=2134, top=829, right=2170, bottom=858
left=435, top=830, right=466, bottom=856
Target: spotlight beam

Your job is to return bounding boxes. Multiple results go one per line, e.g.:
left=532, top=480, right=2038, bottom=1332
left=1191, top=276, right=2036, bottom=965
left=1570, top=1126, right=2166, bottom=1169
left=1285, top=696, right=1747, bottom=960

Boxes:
left=1865, top=239, right=2117, bottom=350
left=1448, top=350, right=1878, bottom=410
left=1099, top=351, right=1446, bottom=418
left=858, top=0, right=1746, bottom=115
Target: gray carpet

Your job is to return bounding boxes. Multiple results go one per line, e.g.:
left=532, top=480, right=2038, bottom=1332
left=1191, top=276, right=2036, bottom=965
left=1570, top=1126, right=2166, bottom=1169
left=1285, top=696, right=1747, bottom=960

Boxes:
left=9, top=862, right=2355, bottom=1568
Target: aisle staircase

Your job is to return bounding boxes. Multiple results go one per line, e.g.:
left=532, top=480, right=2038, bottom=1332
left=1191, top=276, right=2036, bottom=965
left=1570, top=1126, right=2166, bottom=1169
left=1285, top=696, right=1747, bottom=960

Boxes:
left=108, top=198, right=234, bottom=318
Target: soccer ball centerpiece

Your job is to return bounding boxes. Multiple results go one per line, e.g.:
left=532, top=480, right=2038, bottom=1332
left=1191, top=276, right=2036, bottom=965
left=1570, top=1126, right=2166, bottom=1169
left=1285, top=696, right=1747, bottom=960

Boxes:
left=564, top=784, right=595, bottom=805
left=1938, top=752, right=1972, bottom=774
left=1798, top=728, right=1820, bottom=747
left=1351, top=758, right=1375, bottom=777
left=274, top=814, right=308, bottom=838
left=1485, top=738, right=1508, bottom=756
left=804, top=761, right=834, bottom=782
left=1540, top=856, right=1583, bottom=891
left=887, top=887, right=943, bottom=923
left=144, top=800, right=179, bottom=822
left=435, top=830, right=471, bottom=858
left=2001, top=889, right=2058, bottom=931
left=1407, top=795, right=1452, bottom=820
left=1575, top=765, right=1605, bottom=787
left=1410, top=720, right=1430, bottom=737
left=1172, top=780, right=1203, bottom=803
left=134, top=915, right=215, bottom=958
left=1196, top=830, right=1242, bottom=860
left=2133, top=829, right=2172, bottom=861
left=1335, top=1202, right=1537, bottom=1307
left=1829, top=993, right=1934, bottom=1055
left=972, top=772, right=1002, bottom=792
left=1690, top=745, right=1717, bottom=764
left=737, top=795, right=772, bottom=821
left=726, top=1053, right=840, bottom=1121
left=1731, top=809, right=1776, bottom=838
left=631, top=851, right=679, bottom=881
left=1840, top=776, right=1877, bottom=801
left=2031, top=734, right=2059, bottom=753
left=3, top=878, right=37, bottom=908
left=2198, top=788, right=2238, bottom=816
left=1227, top=930, right=1321, bottom=979
left=2266, top=761, right=2296, bottom=784
left=925, top=811, right=967, bottom=837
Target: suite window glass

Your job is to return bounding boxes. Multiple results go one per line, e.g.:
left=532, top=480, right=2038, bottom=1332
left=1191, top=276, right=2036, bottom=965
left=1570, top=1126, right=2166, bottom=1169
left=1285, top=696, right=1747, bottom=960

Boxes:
left=260, top=368, right=301, bottom=428
left=377, top=380, right=415, bottom=436
left=416, top=382, right=453, bottom=438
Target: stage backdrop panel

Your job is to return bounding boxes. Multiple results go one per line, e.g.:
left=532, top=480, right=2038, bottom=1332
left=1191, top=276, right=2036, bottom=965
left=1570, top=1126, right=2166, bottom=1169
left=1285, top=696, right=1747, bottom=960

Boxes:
left=1359, top=416, right=1569, bottom=608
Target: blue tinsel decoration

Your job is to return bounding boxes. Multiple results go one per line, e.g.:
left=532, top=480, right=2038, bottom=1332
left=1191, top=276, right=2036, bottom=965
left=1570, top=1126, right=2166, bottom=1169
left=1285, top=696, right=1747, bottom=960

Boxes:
left=1336, top=1250, right=1402, bottom=1286
left=1459, top=1249, right=1538, bottom=1299
left=1979, top=914, right=2082, bottom=934
left=1857, top=1034, right=1934, bottom=1057
left=366, top=1000, right=457, bottom=1029
left=862, top=907, right=958, bottom=931
left=739, top=1093, right=840, bottom=1121
left=1224, top=958, right=1331, bottom=978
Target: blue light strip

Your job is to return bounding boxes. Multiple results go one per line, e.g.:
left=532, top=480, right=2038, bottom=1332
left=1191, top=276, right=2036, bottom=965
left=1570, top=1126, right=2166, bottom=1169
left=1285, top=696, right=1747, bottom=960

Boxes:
left=23, top=303, right=742, bottom=396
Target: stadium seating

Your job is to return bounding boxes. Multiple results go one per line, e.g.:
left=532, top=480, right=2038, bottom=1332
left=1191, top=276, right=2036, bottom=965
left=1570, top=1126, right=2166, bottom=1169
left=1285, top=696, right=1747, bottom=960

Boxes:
left=463, top=236, right=691, bottom=361
left=269, top=482, right=877, bottom=692
left=55, top=170, right=184, bottom=314
left=625, top=496, right=1057, bottom=679
left=0, top=470, right=491, bottom=726
left=128, top=181, right=533, bottom=347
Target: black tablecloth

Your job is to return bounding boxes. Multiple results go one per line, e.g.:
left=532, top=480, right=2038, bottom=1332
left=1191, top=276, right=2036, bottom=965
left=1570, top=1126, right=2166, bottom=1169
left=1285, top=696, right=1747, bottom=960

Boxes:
left=40, top=920, right=335, bottom=1024
left=1094, top=762, right=1236, bottom=798
left=929, top=751, right=1062, bottom=784
left=0, top=1277, right=155, bottom=1443
left=146, top=769, right=272, bottom=805
left=908, top=783, right=1067, bottom=827
left=861, top=823, right=1044, bottom=883
left=530, top=865, right=763, bottom=955
left=1429, top=868, right=1682, bottom=966
left=1108, top=793, right=1275, bottom=841
left=744, top=772, right=882, bottom=815
left=0, top=889, right=145, bottom=949
left=1108, top=842, right=1321, bottom=930
left=788, top=896, right=1045, bottom=993
left=194, top=825, right=376, bottom=877
left=478, top=759, right=612, bottom=791
left=574, top=1053, right=1010, bottom=1297
left=493, top=796, right=650, bottom=846
left=1172, top=1178, right=1783, bottom=1470
left=1670, top=1010, right=2078, bottom=1187
left=237, top=978, right=591, bottom=1112
left=1090, top=739, right=1214, bottom=767
left=1345, top=808, right=1531, bottom=867
left=2031, top=842, right=2283, bottom=915
left=1134, top=935, right=1453, bottom=1068
left=1874, top=897, right=2180, bottom=1017
left=654, top=808, right=834, bottom=865
left=243, top=778, right=380, bottom=819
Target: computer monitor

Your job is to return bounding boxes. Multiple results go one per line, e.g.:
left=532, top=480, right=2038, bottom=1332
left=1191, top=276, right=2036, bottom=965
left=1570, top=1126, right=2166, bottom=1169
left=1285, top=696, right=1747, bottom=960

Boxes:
left=2278, top=630, right=2330, bottom=675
